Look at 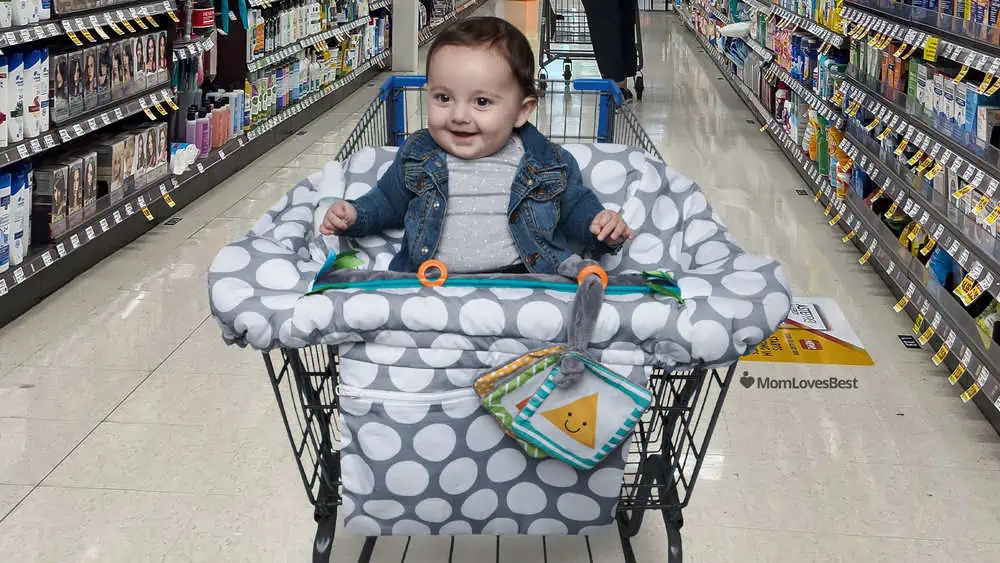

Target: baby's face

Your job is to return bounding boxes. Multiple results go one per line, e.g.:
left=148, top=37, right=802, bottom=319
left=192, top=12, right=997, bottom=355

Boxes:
left=426, top=45, right=534, bottom=160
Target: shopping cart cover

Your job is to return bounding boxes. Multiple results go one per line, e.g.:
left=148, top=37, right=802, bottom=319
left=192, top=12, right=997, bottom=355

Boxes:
left=208, top=143, right=791, bottom=368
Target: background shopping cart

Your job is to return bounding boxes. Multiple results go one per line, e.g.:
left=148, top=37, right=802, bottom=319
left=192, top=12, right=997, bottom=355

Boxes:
left=537, top=0, right=646, bottom=99
left=259, top=76, right=737, bottom=563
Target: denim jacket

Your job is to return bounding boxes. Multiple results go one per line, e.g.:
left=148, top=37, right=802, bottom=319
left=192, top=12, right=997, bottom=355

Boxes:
left=343, top=122, right=616, bottom=273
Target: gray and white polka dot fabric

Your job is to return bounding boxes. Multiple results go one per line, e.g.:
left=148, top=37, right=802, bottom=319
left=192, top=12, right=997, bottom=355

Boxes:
left=208, top=142, right=792, bottom=536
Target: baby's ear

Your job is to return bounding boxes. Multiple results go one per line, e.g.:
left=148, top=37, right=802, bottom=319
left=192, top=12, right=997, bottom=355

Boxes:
left=515, top=96, right=537, bottom=127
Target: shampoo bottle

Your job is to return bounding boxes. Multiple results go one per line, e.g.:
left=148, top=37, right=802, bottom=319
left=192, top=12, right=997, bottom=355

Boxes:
left=9, top=169, right=25, bottom=266
left=0, top=56, right=8, bottom=148
left=0, top=173, right=10, bottom=274
left=186, top=106, right=198, bottom=144
left=23, top=50, right=40, bottom=139
left=196, top=108, right=210, bottom=157
left=39, top=49, right=49, bottom=132
left=8, top=52, right=24, bottom=144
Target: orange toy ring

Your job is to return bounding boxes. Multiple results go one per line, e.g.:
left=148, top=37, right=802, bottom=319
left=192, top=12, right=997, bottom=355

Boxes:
left=418, top=260, right=449, bottom=287
left=578, top=264, right=608, bottom=289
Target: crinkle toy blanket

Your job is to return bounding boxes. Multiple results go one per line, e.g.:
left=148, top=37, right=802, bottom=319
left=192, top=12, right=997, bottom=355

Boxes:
left=208, top=143, right=791, bottom=370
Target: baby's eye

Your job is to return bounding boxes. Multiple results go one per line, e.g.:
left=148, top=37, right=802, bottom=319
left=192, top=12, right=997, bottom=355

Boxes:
left=434, top=93, right=451, bottom=103
left=475, top=97, right=492, bottom=107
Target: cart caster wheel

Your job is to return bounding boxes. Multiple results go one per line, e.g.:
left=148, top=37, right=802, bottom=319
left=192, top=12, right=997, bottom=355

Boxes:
left=537, top=72, right=548, bottom=98
left=312, top=513, right=337, bottom=563
left=563, top=60, right=573, bottom=82
left=634, top=75, right=645, bottom=101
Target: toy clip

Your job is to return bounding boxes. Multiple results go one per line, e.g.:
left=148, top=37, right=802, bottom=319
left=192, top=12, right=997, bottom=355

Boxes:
left=418, top=260, right=449, bottom=287
left=577, top=264, right=608, bottom=289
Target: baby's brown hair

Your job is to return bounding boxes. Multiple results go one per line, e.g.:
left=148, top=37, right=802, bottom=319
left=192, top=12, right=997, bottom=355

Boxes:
left=426, top=16, right=537, bottom=98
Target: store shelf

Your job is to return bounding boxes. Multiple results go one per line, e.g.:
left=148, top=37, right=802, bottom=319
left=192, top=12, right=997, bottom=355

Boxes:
left=683, top=11, right=1000, bottom=431
left=745, top=37, right=774, bottom=62
left=0, top=51, right=391, bottom=326
left=839, top=76, right=1000, bottom=214
left=419, top=0, right=487, bottom=45
left=771, top=5, right=846, bottom=48
left=0, top=83, right=173, bottom=169
left=743, top=0, right=773, bottom=16
left=173, top=35, right=215, bottom=62
left=770, top=65, right=844, bottom=126
left=845, top=0, right=1000, bottom=61
left=841, top=129, right=1000, bottom=301
left=247, top=17, right=370, bottom=73
left=370, top=0, right=392, bottom=10
left=0, top=0, right=178, bottom=49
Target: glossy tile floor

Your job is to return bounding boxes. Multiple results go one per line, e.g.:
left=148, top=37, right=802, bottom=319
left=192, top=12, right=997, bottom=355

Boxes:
left=2, top=3, right=1000, bottom=562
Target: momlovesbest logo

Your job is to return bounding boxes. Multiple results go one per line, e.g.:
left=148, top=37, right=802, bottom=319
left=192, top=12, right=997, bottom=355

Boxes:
left=738, top=371, right=858, bottom=390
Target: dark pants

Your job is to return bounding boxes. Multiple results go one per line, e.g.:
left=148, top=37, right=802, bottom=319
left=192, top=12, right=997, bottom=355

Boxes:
left=581, top=0, right=639, bottom=83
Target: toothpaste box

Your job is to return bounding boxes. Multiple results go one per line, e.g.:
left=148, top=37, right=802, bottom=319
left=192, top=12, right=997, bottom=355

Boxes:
left=955, top=81, right=970, bottom=128
left=933, top=72, right=946, bottom=117
left=944, top=79, right=957, bottom=122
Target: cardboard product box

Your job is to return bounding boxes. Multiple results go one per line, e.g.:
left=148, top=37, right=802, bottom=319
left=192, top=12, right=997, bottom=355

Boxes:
left=155, top=31, right=169, bottom=85
left=63, top=156, right=84, bottom=229
left=67, top=51, right=84, bottom=118
left=943, top=79, right=957, bottom=124
left=131, top=129, right=147, bottom=189
left=955, top=81, right=969, bottom=129
left=50, top=53, right=69, bottom=124
left=122, top=132, right=136, bottom=193
left=933, top=72, right=946, bottom=118
left=97, top=43, right=111, bottom=106
left=31, top=164, right=68, bottom=243
left=977, top=105, right=1000, bottom=143
left=119, top=39, right=135, bottom=98
left=916, top=63, right=930, bottom=115
left=81, top=151, right=98, bottom=218
left=110, top=41, right=125, bottom=100
left=96, top=136, right=126, bottom=203
left=83, top=46, right=98, bottom=111
left=132, top=36, right=146, bottom=94
left=155, top=121, right=168, bottom=172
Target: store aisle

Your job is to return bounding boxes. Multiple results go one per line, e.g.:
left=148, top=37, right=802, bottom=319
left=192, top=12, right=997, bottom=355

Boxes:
left=1, top=3, right=1000, bottom=562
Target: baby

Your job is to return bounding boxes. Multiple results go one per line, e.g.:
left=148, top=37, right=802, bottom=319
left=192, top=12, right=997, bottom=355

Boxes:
left=320, top=16, right=634, bottom=274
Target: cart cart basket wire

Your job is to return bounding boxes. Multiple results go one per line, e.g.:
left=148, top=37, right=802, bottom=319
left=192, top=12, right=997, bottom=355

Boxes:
left=208, top=75, right=791, bottom=562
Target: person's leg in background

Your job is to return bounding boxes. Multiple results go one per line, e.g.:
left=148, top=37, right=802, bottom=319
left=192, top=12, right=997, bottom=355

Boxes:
left=580, top=0, right=636, bottom=99
left=620, top=0, right=639, bottom=85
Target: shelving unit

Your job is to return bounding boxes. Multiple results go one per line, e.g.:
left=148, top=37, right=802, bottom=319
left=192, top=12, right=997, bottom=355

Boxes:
left=679, top=0, right=1000, bottom=432
left=0, top=1, right=178, bottom=49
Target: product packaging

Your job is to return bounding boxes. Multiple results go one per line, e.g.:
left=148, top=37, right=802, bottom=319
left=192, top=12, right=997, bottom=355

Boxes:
left=67, top=50, right=84, bottom=117
left=7, top=52, right=23, bottom=144
left=51, top=53, right=68, bottom=124
left=9, top=168, right=26, bottom=265
left=82, top=151, right=97, bottom=218
left=155, top=122, right=168, bottom=171
left=96, top=136, right=126, bottom=203
left=0, top=56, right=8, bottom=148
left=122, top=133, right=136, bottom=193
left=39, top=49, right=49, bottom=132
left=0, top=173, right=9, bottom=274
left=97, top=43, right=111, bottom=105
left=132, top=130, right=147, bottom=188
left=11, top=0, right=27, bottom=26
left=132, top=36, right=146, bottom=93
left=110, top=41, right=125, bottom=100
left=31, top=164, right=67, bottom=243
left=0, top=0, right=11, bottom=28
left=83, top=46, right=98, bottom=111
left=156, top=31, right=169, bottom=85
left=64, top=156, right=83, bottom=229
left=23, top=50, right=40, bottom=139
left=143, top=33, right=157, bottom=85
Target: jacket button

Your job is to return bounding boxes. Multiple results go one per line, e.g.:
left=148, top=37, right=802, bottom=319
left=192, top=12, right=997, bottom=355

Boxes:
left=421, top=247, right=429, bottom=255
left=526, top=179, right=534, bottom=185
left=525, top=253, right=539, bottom=265
left=433, top=201, right=440, bottom=209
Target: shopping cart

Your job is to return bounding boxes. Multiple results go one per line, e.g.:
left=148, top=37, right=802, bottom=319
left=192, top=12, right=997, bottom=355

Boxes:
left=260, top=77, right=737, bottom=563
left=537, top=0, right=646, bottom=100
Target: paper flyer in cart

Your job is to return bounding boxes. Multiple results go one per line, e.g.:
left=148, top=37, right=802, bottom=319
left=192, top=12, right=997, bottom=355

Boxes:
left=743, top=297, right=874, bottom=366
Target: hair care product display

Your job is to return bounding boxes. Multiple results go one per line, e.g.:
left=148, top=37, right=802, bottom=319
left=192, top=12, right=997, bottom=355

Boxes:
left=678, top=0, right=1000, bottom=429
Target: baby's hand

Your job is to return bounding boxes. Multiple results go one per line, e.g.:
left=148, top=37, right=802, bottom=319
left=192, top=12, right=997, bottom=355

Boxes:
left=320, top=200, right=357, bottom=235
left=590, top=210, right=635, bottom=244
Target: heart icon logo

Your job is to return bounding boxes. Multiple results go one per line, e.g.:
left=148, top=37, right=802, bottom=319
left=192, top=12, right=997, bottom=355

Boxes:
left=739, top=372, right=754, bottom=389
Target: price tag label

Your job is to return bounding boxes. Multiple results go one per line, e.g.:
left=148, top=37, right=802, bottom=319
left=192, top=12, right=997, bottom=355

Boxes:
left=113, top=210, right=123, bottom=224
left=100, top=113, right=111, bottom=126
left=99, top=218, right=110, bottom=232
left=87, top=118, right=97, bottom=131
left=218, top=149, right=226, bottom=160
left=114, top=108, right=125, bottom=120
left=137, top=195, right=146, bottom=208
left=27, top=139, right=41, bottom=153
left=56, top=243, right=67, bottom=257
left=15, top=144, right=29, bottom=159
left=41, top=251, right=53, bottom=267
left=124, top=202, right=134, bottom=215
left=85, top=226, right=96, bottom=241
left=72, top=124, right=84, bottom=137
left=70, top=234, right=81, bottom=249
left=950, top=363, right=966, bottom=384
left=196, top=162, right=205, bottom=174
left=43, top=135, right=55, bottom=148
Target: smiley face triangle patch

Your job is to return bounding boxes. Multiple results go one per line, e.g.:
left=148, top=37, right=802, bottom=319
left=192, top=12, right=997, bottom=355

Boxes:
left=540, top=393, right=598, bottom=449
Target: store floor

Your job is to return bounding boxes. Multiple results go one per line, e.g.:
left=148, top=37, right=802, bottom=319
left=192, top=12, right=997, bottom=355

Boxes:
left=2, top=3, right=1000, bottom=562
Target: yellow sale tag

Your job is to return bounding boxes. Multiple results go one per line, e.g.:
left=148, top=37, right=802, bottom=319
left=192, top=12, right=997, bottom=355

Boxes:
left=66, top=30, right=83, bottom=46
left=950, top=364, right=966, bottom=384
left=123, top=20, right=136, bottom=33
left=979, top=73, right=995, bottom=94
left=955, top=275, right=976, bottom=299
left=843, top=230, right=857, bottom=243
left=847, top=101, right=862, bottom=117
left=814, top=191, right=821, bottom=202
left=877, top=126, right=893, bottom=141
left=824, top=202, right=834, bottom=216
left=954, top=184, right=975, bottom=199
left=961, top=382, right=981, bottom=403
left=913, top=314, right=924, bottom=334
left=895, top=138, right=909, bottom=155
left=903, top=43, right=919, bottom=59
left=925, top=162, right=944, bottom=180
left=920, top=238, right=936, bottom=256
left=868, top=33, right=883, bottom=47
left=885, top=202, right=899, bottom=218
left=954, top=65, right=970, bottom=83
left=894, top=43, right=909, bottom=57
left=146, top=15, right=159, bottom=27
left=988, top=206, right=1000, bottom=225
left=973, top=194, right=991, bottom=215
left=168, top=10, right=180, bottom=23
left=829, top=213, right=842, bottom=226
left=859, top=250, right=872, bottom=264
left=154, top=103, right=167, bottom=115
left=760, top=123, right=769, bottom=133
left=907, top=150, right=924, bottom=166
left=923, top=36, right=940, bottom=61
left=870, top=187, right=885, bottom=201
left=988, top=78, right=1000, bottom=96
left=166, top=98, right=179, bottom=110
left=893, top=295, right=909, bottom=312
left=916, top=156, right=934, bottom=172
left=880, top=35, right=894, bottom=49
left=164, top=194, right=176, bottom=207
left=80, top=29, right=95, bottom=42
left=865, top=118, right=881, bottom=131
left=932, top=344, right=949, bottom=366
left=907, top=223, right=922, bottom=242
left=964, top=282, right=984, bottom=305
left=918, top=326, right=935, bottom=345
left=109, top=22, right=124, bottom=35
left=143, top=107, right=157, bottom=120
left=135, top=17, right=149, bottom=30
left=142, top=207, right=153, bottom=221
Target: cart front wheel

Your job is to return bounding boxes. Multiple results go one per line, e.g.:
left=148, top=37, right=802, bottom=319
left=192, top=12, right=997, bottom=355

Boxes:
left=563, top=60, right=573, bottom=82
left=312, top=511, right=337, bottom=563
left=537, top=71, right=548, bottom=97
left=635, top=74, right=645, bottom=101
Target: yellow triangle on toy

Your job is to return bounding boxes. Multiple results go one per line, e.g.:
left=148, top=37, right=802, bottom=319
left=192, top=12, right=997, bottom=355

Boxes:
left=541, top=393, right=599, bottom=449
